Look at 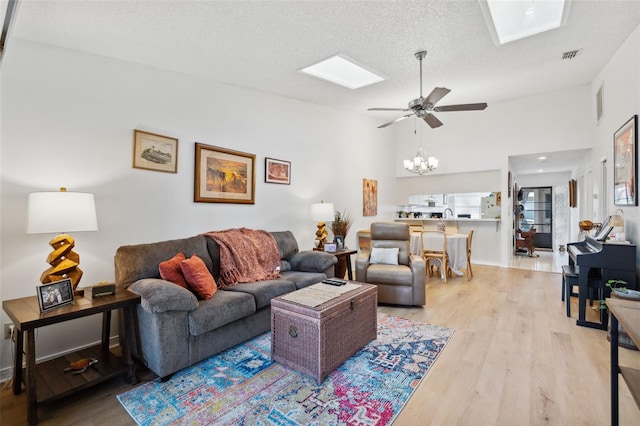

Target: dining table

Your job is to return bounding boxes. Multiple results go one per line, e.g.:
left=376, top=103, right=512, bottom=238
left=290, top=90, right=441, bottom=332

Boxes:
left=410, top=232, right=469, bottom=275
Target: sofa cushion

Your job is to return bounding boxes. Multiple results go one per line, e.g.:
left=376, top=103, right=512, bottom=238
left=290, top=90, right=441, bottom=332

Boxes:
left=280, top=270, right=328, bottom=290
left=158, top=252, right=189, bottom=289
left=129, top=278, right=199, bottom=313
left=181, top=254, right=218, bottom=300
left=115, top=235, right=213, bottom=288
left=366, top=264, right=413, bottom=286
left=223, top=279, right=295, bottom=309
left=188, top=290, right=256, bottom=336
left=290, top=250, right=337, bottom=272
left=271, top=230, right=299, bottom=261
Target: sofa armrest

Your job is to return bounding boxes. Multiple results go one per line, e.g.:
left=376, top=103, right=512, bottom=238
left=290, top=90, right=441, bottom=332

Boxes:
left=355, top=251, right=371, bottom=282
left=128, top=278, right=199, bottom=314
left=290, top=250, right=337, bottom=273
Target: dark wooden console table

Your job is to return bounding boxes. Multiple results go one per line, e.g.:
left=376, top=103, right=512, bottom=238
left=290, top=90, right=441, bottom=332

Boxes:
left=3, top=290, right=140, bottom=425
left=607, top=297, right=640, bottom=425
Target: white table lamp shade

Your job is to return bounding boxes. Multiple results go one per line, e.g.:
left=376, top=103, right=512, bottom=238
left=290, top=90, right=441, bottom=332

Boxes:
left=27, top=191, right=98, bottom=234
left=311, top=202, right=335, bottom=222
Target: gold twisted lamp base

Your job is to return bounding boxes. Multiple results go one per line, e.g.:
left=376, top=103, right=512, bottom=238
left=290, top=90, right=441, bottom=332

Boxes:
left=40, top=234, right=83, bottom=290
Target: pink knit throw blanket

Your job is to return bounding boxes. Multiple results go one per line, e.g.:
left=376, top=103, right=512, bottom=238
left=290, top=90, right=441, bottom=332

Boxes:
left=203, top=228, right=281, bottom=288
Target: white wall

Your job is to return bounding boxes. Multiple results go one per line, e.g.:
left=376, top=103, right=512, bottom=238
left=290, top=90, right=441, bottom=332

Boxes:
left=589, top=24, right=640, bottom=272
left=0, top=39, right=396, bottom=369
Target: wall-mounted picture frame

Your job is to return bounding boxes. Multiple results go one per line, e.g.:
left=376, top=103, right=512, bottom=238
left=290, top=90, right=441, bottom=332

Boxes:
left=363, top=178, right=377, bottom=216
left=194, top=143, right=255, bottom=204
left=613, top=115, right=638, bottom=206
left=569, top=179, right=577, bottom=208
left=133, top=129, right=179, bottom=173
left=37, top=278, right=74, bottom=312
left=265, top=157, right=291, bottom=185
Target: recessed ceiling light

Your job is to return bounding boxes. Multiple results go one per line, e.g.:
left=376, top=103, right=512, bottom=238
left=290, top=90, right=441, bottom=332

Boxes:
left=479, top=0, right=572, bottom=45
left=300, top=54, right=384, bottom=89
left=538, top=156, right=547, bottom=160
left=537, top=169, right=544, bottom=173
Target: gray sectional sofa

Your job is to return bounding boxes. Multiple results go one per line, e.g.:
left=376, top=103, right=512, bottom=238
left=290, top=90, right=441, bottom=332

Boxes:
left=114, top=230, right=337, bottom=379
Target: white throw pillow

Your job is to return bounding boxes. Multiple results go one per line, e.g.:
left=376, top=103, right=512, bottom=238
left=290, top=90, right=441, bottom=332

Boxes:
left=369, top=247, right=399, bottom=265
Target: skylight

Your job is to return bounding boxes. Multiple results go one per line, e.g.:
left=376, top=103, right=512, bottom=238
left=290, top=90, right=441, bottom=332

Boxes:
left=480, top=0, right=572, bottom=45
left=300, top=54, right=384, bottom=89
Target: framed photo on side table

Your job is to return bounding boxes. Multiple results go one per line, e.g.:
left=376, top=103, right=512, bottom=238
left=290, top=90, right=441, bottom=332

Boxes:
left=194, top=143, right=255, bottom=204
left=37, top=278, right=74, bottom=312
left=613, top=115, right=638, bottom=206
left=265, top=157, right=291, bottom=184
left=133, top=129, right=179, bottom=173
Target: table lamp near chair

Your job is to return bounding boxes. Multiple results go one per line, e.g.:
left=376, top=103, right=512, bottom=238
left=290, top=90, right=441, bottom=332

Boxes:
left=27, top=188, right=98, bottom=291
left=310, top=201, right=334, bottom=250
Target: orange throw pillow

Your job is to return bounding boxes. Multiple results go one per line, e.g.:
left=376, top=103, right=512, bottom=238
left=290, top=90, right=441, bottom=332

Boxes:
left=158, top=252, right=189, bottom=289
left=181, top=254, right=217, bottom=300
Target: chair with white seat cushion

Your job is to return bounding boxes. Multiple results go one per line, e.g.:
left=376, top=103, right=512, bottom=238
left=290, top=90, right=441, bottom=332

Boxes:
left=355, top=222, right=426, bottom=306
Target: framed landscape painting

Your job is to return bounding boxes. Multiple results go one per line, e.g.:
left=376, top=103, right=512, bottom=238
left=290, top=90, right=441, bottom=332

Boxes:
left=194, top=143, right=255, bottom=204
left=133, top=129, right=178, bottom=173
left=265, top=157, right=291, bottom=184
left=613, top=115, right=638, bottom=206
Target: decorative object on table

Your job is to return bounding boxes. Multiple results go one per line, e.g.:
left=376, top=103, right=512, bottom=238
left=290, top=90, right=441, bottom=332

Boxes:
left=117, top=313, right=453, bottom=426
left=310, top=201, right=334, bottom=249
left=323, top=242, right=337, bottom=253
left=83, top=282, right=116, bottom=299
left=330, top=208, right=353, bottom=245
left=64, top=358, right=99, bottom=374
left=194, top=143, right=255, bottom=204
left=613, top=115, right=637, bottom=206
left=368, top=50, right=487, bottom=129
left=264, top=157, right=291, bottom=184
left=132, top=129, right=178, bottom=173
left=609, top=209, right=625, bottom=241
left=27, top=188, right=98, bottom=290
left=334, top=235, right=345, bottom=249
left=36, top=278, right=74, bottom=312
left=362, top=178, right=377, bottom=216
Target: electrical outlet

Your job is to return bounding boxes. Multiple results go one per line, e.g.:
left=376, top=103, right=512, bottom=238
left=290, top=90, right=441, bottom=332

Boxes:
left=4, top=323, right=13, bottom=340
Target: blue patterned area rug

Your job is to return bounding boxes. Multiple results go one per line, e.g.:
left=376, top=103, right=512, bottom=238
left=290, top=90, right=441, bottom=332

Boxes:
left=117, top=313, right=453, bottom=426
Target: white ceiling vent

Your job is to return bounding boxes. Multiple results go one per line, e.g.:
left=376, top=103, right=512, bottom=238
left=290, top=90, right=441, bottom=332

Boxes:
left=561, top=49, right=582, bottom=60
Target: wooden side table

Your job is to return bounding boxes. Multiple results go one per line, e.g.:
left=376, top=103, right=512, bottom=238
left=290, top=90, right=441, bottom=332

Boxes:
left=314, top=248, right=357, bottom=279
left=607, top=297, right=640, bottom=425
left=3, top=289, right=140, bottom=426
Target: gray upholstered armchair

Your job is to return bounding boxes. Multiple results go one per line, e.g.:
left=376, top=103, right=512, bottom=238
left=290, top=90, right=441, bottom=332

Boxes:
left=355, top=222, right=426, bottom=306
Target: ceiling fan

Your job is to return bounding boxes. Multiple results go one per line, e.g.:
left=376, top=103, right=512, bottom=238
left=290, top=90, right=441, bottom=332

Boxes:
left=369, top=50, right=488, bottom=129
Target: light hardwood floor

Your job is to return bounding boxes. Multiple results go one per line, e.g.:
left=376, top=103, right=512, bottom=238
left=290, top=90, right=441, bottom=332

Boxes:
left=2, top=263, right=639, bottom=425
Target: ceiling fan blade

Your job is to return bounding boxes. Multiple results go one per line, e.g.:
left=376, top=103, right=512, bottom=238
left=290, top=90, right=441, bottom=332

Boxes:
left=378, top=113, right=415, bottom=128
left=422, top=113, right=443, bottom=128
left=434, top=102, right=488, bottom=112
left=368, top=107, right=411, bottom=111
left=422, top=87, right=451, bottom=109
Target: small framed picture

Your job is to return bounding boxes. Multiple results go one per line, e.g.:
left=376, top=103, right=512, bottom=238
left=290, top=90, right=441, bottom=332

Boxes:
left=324, top=243, right=337, bottom=253
left=37, top=278, right=74, bottom=312
left=133, top=129, right=179, bottom=173
left=334, top=235, right=345, bottom=250
left=194, top=143, right=255, bottom=204
left=265, top=157, right=291, bottom=185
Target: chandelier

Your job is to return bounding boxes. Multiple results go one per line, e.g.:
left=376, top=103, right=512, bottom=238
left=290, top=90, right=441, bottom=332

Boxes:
left=403, top=118, right=438, bottom=174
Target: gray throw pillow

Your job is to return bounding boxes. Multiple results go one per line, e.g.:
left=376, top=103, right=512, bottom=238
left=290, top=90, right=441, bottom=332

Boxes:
left=369, top=247, right=399, bottom=265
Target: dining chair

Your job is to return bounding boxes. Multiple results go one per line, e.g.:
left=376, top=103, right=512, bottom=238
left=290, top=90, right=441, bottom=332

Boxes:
left=421, top=230, right=449, bottom=283
left=465, top=229, right=474, bottom=280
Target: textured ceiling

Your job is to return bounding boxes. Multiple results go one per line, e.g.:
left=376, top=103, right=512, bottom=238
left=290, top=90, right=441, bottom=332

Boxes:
left=5, top=0, right=640, bottom=174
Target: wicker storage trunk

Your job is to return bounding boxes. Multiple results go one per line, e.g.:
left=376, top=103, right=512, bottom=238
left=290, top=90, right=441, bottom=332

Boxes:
left=271, top=282, right=377, bottom=383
